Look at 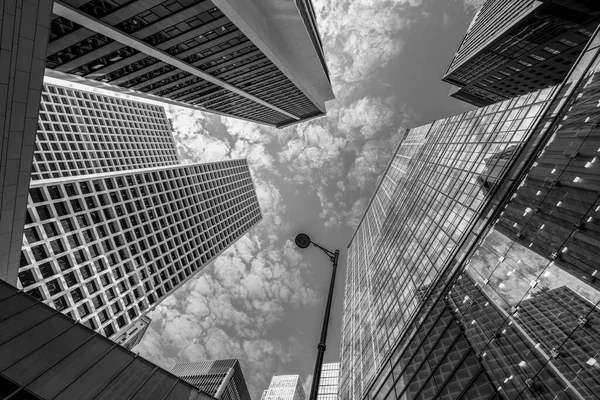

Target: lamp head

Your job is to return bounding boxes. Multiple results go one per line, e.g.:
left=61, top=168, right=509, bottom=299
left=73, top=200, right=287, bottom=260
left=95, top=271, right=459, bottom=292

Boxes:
left=295, top=233, right=311, bottom=249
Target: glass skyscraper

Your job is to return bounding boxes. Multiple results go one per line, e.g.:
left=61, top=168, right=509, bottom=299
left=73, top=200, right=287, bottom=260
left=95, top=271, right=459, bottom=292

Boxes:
left=443, top=0, right=600, bottom=107
left=17, top=82, right=262, bottom=346
left=340, top=27, right=600, bottom=400
left=317, top=363, right=340, bottom=400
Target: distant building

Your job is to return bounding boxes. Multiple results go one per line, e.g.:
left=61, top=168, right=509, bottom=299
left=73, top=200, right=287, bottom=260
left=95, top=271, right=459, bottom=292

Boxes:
left=45, top=0, right=334, bottom=127
left=0, top=279, right=216, bottom=400
left=443, top=0, right=600, bottom=106
left=262, top=375, right=306, bottom=400
left=317, top=363, right=340, bottom=400
left=171, top=359, right=252, bottom=400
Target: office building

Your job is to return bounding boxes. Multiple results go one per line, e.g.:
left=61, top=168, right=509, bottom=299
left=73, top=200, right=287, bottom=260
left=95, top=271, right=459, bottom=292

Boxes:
left=443, top=0, right=600, bottom=106
left=171, top=359, right=252, bottom=400
left=340, top=26, right=600, bottom=400
left=19, top=159, right=262, bottom=342
left=114, top=315, right=152, bottom=350
left=262, top=375, right=306, bottom=400
left=0, top=0, right=53, bottom=285
left=317, top=363, right=340, bottom=400
left=33, top=82, right=179, bottom=181
left=340, top=84, right=559, bottom=400
left=14, top=80, right=262, bottom=344
left=0, top=279, right=217, bottom=400
left=42, top=0, right=334, bottom=128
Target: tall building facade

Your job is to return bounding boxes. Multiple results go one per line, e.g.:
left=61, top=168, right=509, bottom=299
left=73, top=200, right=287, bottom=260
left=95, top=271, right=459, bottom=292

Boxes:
left=443, top=0, right=600, bottom=106
left=0, top=0, right=53, bottom=285
left=171, top=359, right=252, bottom=400
left=17, top=82, right=262, bottom=343
left=261, top=375, right=306, bottom=400
left=317, top=363, right=340, bottom=400
left=0, top=279, right=217, bottom=400
left=44, top=0, right=334, bottom=127
left=33, top=82, right=179, bottom=180
left=340, top=25, right=600, bottom=400
left=340, top=84, right=559, bottom=400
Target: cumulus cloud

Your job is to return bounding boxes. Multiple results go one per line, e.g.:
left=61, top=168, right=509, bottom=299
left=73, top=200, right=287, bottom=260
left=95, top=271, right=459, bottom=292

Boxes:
left=315, top=0, right=424, bottom=93
left=461, top=0, right=485, bottom=9
left=137, top=236, right=318, bottom=395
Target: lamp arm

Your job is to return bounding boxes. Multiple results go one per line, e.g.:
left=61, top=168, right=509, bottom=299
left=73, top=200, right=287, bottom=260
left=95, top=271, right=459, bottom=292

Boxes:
left=311, top=242, right=337, bottom=262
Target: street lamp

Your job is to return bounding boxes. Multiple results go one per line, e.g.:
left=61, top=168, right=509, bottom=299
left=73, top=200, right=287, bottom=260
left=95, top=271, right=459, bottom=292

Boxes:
left=294, top=233, right=340, bottom=400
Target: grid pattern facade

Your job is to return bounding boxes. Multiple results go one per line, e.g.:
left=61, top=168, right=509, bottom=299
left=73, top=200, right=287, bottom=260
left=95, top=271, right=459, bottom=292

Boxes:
left=171, top=359, right=252, bottom=400
left=447, top=272, right=590, bottom=399
left=493, top=50, right=600, bottom=291
left=460, top=32, right=600, bottom=399
left=34, top=82, right=179, bottom=180
left=443, top=0, right=600, bottom=106
left=17, top=160, right=262, bottom=341
left=366, top=273, right=500, bottom=400
left=262, top=375, right=306, bottom=400
left=342, top=26, right=600, bottom=400
left=317, top=363, right=339, bottom=400
left=0, top=280, right=217, bottom=400
left=46, top=0, right=331, bottom=127
left=340, top=86, right=558, bottom=400
left=519, top=287, right=600, bottom=396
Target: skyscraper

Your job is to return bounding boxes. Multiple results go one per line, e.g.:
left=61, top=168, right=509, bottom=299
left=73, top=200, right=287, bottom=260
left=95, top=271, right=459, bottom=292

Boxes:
left=340, top=83, right=559, bottom=400
left=0, top=0, right=53, bottom=285
left=171, top=359, right=252, bottom=400
left=17, top=82, right=262, bottom=343
left=42, top=0, right=334, bottom=128
left=340, top=25, right=600, bottom=400
left=442, top=0, right=600, bottom=106
left=262, top=375, right=306, bottom=400
left=0, top=0, right=331, bottom=294
left=317, top=363, right=340, bottom=400
left=0, top=279, right=217, bottom=400
left=33, top=81, right=180, bottom=181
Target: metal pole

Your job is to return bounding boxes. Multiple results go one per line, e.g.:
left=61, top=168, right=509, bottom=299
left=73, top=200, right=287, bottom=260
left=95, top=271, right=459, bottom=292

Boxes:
left=308, top=249, right=339, bottom=400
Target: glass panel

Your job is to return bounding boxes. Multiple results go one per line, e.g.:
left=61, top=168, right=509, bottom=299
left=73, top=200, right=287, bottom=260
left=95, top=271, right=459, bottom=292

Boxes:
left=0, top=304, right=55, bottom=345
left=0, top=315, right=72, bottom=370
left=54, top=347, right=132, bottom=400
left=3, top=325, right=93, bottom=384
left=94, top=358, right=156, bottom=400
left=130, top=369, right=178, bottom=400
left=27, top=336, right=113, bottom=398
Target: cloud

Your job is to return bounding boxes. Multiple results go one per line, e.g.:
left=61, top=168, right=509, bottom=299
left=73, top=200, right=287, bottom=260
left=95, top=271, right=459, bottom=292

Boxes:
left=443, top=12, right=451, bottom=27
left=460, top=0, right=485, bottom=9
left=303, top=374, right=314, bottom=395
left=315, top=0, right=424, bottom=93
left=136, top=236, right=318, bottom=396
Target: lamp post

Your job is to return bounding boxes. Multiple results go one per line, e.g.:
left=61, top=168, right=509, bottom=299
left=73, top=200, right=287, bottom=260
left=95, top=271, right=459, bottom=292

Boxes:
left=294, top=233, right=340, bottom=400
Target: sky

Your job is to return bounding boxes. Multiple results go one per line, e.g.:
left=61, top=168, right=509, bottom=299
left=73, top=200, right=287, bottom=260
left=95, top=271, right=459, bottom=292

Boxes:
left=135, top=0, right=484, bottom=398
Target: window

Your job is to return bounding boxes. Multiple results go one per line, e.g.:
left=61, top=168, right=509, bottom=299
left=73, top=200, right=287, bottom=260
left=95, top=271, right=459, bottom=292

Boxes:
left=543, top=47, right=560, bottom=55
